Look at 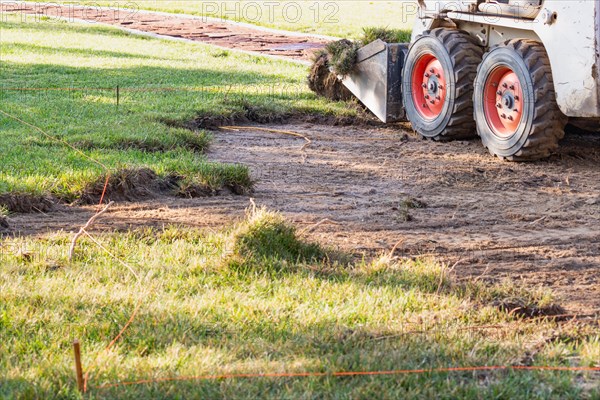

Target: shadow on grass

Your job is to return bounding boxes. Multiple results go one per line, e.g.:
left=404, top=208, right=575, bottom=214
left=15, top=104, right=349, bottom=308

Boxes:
left=0, top=378, right=63, bottom=400
left=0, top=58, right=301, bottom=88
left=0, top=268, right=581, bottom=400
left=0, top=209, right=583, bottom=399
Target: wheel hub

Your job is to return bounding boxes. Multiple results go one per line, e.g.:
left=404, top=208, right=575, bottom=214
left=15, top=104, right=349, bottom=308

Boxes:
left=484, top=67, right=524, bottom=137
left=428, top=75, right=439, bottom=94
left=502, top=93, right=514, bottom=110
left=411, top=54, right=447, bottom=119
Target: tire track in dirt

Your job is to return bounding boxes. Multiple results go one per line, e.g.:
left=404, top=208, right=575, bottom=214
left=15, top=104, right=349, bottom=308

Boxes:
left=203, top=123, right=600, bottom=313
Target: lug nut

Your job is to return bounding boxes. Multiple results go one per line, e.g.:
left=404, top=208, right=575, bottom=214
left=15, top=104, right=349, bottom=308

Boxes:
left=436, top=73, right=441, bottom=78
left=436, top=96, right=441, bottom=100
left=496, top=103, right=502, bottom=108
left=509, top=85, right=515, bottom=90
left=497, top=90, right=503, bottom=96
left=502, top=83, right=508, bottom=88
left=430, top=100, right=436, bottom=104
left=425, top=73, right=430, bottom=78
left=508, top=116, right=514, bottom=121
left=514, top=96, right=519, bottom=101
left=513, top=109, right=519, bottom=113
left=430, top=68, right=435, bottom=73
left=422, top=83, right=427, bottom=88
left=438, top=85, right=444, bottom=90
left=501, top=113, right=507, bottom=119
left=425, top=95, right=430, bottom=99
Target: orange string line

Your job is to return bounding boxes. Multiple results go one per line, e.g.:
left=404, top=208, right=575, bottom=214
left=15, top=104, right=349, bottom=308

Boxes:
left=0, top=108, right=129, bottom=393
left=80, top=229, right=144, bottom=393
left=95, top=365, right=600, bottom=390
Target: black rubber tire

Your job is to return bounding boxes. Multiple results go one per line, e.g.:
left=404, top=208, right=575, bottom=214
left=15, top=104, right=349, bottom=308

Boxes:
left=402, top=28, right=483, bottom=140
left=473, top=39, right=567, bottom=161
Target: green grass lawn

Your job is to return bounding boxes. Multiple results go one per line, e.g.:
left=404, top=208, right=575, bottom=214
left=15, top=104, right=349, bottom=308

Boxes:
left=43, top=0, right=417, bottom=38
left=0, top=16, right=350, bottom=208
left=1, top=10, right=599, bottom=400
left=1, top=208, right=598, bottom=399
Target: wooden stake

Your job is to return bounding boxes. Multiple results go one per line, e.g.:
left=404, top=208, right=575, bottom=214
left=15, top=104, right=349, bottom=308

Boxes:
left=73, top=340, right=84, bottom=393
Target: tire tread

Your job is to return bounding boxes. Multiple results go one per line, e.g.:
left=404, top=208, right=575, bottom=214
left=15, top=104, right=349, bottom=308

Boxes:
left=415, top=28, right=484, bottom=140
left=477, top=39, right=567, bottom=161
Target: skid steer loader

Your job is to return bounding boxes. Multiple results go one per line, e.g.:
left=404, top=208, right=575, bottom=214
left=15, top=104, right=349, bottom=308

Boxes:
left=342, top=0, right=600, bottom=160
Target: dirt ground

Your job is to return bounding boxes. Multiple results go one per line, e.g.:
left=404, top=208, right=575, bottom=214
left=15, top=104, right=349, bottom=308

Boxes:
left=7, top=122, right=600, bottom=314
left=3, top=3, right=599, bottom=314
left=4, top=3, right=328, bottom=61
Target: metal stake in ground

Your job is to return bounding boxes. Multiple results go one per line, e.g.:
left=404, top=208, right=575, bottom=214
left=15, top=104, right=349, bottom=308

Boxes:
left=73, top=340, right=85, bottom=393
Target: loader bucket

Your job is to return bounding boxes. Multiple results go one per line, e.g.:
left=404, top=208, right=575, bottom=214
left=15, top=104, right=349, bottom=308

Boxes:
left=341, top=39, right=409, bottom=123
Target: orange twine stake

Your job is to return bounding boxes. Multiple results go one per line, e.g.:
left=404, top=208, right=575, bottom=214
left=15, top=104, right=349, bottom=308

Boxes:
left=97, top=174, right=111, bottom=208
left=0, top=108, right=140, bottom=393
left=80, top=230, right=144, bottom=393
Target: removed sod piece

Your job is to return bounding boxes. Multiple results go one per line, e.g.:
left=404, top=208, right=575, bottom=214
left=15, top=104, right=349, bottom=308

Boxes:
left=308, top=27, right=412, bottom=100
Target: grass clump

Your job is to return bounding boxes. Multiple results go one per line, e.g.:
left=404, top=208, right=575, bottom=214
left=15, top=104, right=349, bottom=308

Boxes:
left=467, top=280, right=563, bottom=318
left=361, top=26, right=412, bottom=46
left=227, top=206, right=326, bottom=272
left=307, top=51, right=354, bottom=102
left=324, top=27, right=412, bottom=77
left=76, top=163, right=253, bottom=204
left=176, top=162, right=254, bottom=196
left=396, top=196, right=427, bottom=222
left=324, top=39, right=361, bottom=77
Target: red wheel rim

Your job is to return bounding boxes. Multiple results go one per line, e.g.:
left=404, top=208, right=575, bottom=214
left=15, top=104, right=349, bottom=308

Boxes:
left=411, top=54, right=447, bottom=120
left=483, top=66, right=524, bottom=138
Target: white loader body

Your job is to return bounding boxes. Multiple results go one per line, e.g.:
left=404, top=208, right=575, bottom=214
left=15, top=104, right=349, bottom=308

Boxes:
left=413, top=0, right=600, bottom=118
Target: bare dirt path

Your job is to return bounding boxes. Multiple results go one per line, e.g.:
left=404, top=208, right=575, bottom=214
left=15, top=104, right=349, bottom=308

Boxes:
left=2, top=2, right=329, bottom=61
left=9, top=123, right=600, bottom=313
left=3, top=3, right=598, bottom=313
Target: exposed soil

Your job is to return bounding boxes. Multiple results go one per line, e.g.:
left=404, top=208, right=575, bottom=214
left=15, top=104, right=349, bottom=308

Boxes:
left=4, top=3, right=328, bottom=61
left=78, top=168, right=172, bottom=204
left=307, top=52, right=354, bottom=101
left=6, top=123, right=600, bottom=314
left=0, top=193, right=55, bottom=213
left=0, top=168, right=230, bottom=213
